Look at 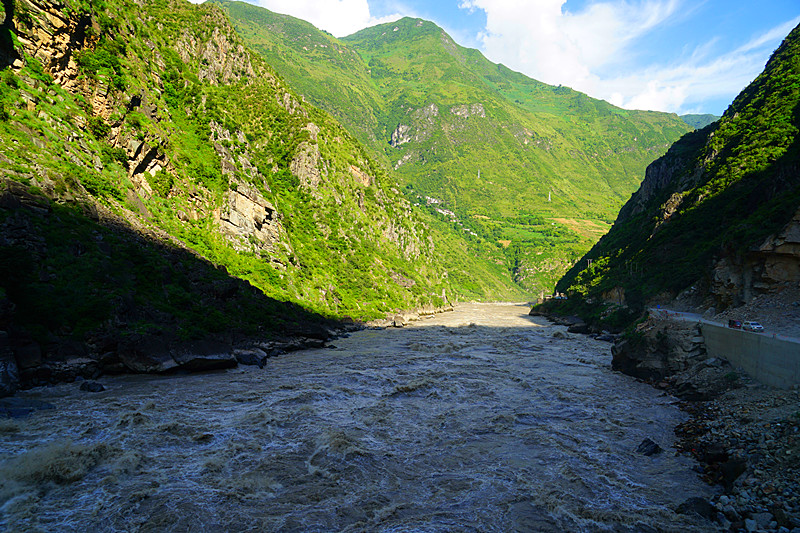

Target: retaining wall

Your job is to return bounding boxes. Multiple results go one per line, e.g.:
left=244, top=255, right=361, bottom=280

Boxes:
left=700, top=322, right=800, bottom=388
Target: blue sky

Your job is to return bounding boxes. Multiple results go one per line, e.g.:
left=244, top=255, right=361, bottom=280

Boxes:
left=238, top=0, right=800, bottom=115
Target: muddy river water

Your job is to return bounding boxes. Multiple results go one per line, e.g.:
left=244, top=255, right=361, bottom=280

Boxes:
left=0, top=303, right=717, bottom=531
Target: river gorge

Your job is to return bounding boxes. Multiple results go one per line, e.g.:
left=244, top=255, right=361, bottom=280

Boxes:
left=0, top=303, right=717, bottom=531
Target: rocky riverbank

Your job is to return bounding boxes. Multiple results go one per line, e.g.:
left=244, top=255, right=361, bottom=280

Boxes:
left=618, top=320, right=800, bottom=532
left=674, top=383, right=800, bottom=532
left=534, top=309, right=800, bottom=531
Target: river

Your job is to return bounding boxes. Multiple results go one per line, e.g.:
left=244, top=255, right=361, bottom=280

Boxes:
left=0, top=302, right=717, bottom=532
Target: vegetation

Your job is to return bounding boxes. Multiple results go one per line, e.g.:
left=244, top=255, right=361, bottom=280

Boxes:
left=545, top=23, right=800, bottom=330
left=680, top=114, right=719, bottom=130
left=0, top=0, right=523, bottom=347
left=210, top=2, right=693, bottom=294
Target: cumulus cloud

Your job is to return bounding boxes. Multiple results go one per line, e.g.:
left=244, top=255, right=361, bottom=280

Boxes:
left=460, top=0, right=800, bottom=113
left=252, top=0, right=403, bottom=37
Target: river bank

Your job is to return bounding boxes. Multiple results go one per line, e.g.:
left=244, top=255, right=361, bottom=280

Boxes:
left=673, top=377, right=800, bottom=532
left=536, top=307, right=800, bottom=532
left=0, top=302, right=716, bottom=531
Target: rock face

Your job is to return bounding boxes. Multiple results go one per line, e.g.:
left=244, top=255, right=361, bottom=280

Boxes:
left=216, top=182, right=286, bottom=254
left=0, top=332, right=20, bottom=396
left=711, top=207, right=800, bottom=308
left=6, top=0, right=88, bottom=91
left=611, top=318, right=706, bottom=381
left=389, top=103, right=439, bottom=147
left=610, top=315, right=743, bottom=401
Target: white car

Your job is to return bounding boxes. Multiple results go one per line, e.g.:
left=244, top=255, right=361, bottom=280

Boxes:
left=742, top=321, right=764, bottom=332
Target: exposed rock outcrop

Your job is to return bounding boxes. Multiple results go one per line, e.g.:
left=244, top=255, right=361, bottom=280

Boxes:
left=216, top=181, right=288, bottom=256
left=711, top=207, right=800, bottom=308
left=450, top=103, right=485, bottom=118
left=611, top=317, right=706, bottom=382
left=291, top=142, right=322, bottom=189
left=9, top=0, right=89, bottom=91
left=389, top=103, right=439, bottom=147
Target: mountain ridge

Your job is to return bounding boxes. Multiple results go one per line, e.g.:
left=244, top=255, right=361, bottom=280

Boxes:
left=212, top=1, right=693, bottom=293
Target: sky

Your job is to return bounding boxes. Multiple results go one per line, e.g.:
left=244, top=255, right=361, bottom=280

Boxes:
left=226, top=0, right=800, bottom=115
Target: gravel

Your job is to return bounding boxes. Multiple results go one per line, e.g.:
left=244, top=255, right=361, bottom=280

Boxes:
left=673, top=376, right=800, bottom=532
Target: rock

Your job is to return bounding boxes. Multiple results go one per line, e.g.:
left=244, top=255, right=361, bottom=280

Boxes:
left=12, top=337, right=42, bottom=369
left=391, top=315, right=405, bottom=328
left=745, top=518, right=758, bottom=532
left=636, top=438, right=663, bottom=456
left=752, top=512, right=775, bottom=529
left=567, top=321, right=589, bottom=334
left=79, top=381, right=105, bottom=392
left=552, top=330, right=568, bottom=339
left=216, top=182, right=285, bottom=253
left=233, top=348, right=267, bottom=368
left=0, top=331, right=19, bottom=397
left=118, top=334, right=178, bottom=373
left=720, top=456, right=747, bottom=490
left=172, top=340, right=236, bottom=372
left=596, top=333, right=616, bottom=342
left=676, top=497, right=716, bottom=520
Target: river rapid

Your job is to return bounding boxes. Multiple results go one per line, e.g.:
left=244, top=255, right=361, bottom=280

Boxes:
left=0, top=303, right=717, bottom=532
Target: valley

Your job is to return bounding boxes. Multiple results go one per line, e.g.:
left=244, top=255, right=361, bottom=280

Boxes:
left=2, top=0, right=800, bottom=529
left=213, top=0, right=696, bottom=292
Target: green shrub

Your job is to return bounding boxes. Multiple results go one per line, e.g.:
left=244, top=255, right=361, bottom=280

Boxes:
left=87, top=116, right=110, bottom=139
left=147, top=169, right=173, bottom=197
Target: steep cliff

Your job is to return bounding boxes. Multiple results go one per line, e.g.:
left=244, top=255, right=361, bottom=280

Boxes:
left=548, top=22, right=800, bottom=327
left=0, top=0, right=519, bottom=394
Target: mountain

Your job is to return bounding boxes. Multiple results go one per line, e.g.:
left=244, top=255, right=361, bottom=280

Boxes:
left=680, top=114, right=719, bottom=130
left=0, top=0, right=525, bottom=392
left=546, top=23, right=800, bottom=329
left=211, top=2, right=694, bottom=293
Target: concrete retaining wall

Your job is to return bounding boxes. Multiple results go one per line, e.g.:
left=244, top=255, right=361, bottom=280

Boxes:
left=700, top=322, right=800, bottom=388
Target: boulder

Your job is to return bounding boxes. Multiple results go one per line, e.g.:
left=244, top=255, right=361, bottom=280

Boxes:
left=233, top=348, right=267, bottom=368
left=79, top=381, right=105, bottom=392
left=172, top=340, right=236, bottom=372
left=118, top=334, right=178, bottom=373
left=636, top=438, right=662, bottom=456
left=12, top=338, right=42, bottom=369
left=0, top=332, right=19, bottom=397
left=676, top=497, right=716, bottom=520
left=567, top=321, right=589, bottom=334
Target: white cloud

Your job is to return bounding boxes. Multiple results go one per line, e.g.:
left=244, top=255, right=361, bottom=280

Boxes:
left=599, top=15, right=800, bottom=112
left=461, top=0, right=680, bottom=96
left=461, top=1, right=799, bottom=113
left=253, top=0, right=402, bottom=37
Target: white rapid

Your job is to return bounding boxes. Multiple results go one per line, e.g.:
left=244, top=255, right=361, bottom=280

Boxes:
left=0, top=303, right=717, bottom=532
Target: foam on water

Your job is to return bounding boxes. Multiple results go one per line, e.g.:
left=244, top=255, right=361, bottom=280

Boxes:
left=0, top=303, right=717, bottom=531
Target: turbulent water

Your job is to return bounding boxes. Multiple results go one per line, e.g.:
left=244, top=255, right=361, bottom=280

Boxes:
left=0, top=303, right=717, bottom=532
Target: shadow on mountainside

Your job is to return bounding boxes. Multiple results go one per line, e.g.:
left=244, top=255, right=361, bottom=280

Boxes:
left=0, top=0, right=20, bottom=70
left=0, top=179, right=345, bottom=394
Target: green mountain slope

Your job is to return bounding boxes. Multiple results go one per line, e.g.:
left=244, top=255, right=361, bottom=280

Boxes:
left=547, top=23, right=800, bottom=328
left=680, top=114, right=719, bottom=130
left=211, top=2, right=692, bottom=293
left=0, top=0, right=523, bottom=368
